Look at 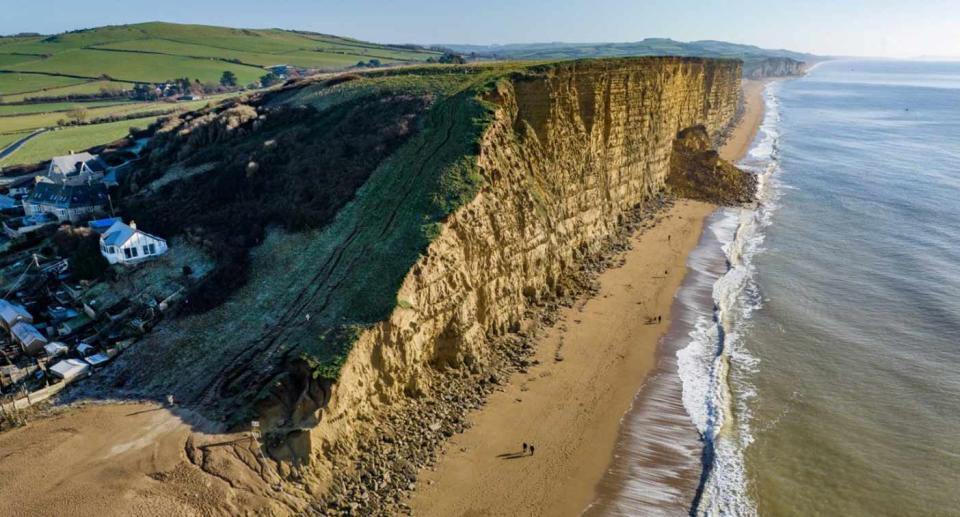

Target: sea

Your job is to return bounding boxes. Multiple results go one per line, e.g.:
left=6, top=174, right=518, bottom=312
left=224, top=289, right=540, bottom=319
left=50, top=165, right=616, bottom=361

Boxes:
left=586, top=60, right=960, bottom=516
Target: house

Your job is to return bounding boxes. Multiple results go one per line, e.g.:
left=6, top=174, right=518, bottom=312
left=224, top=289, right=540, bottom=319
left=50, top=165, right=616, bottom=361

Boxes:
left=22, top=181, right=109, bottom=223
left=0, top=299, right=33, bottom=330
left=44, top=152, right=108, bottom=184
left=0, top=194, right=22, bottom=215
left=49, top=358, right=90, bottom=382
left=10, top=321, right=47, bottom=355
left=99, top=220, right=168, bottom=265
left=2, top=212, right=58, bottom=238
left=4, top=175, right=36, bottom=197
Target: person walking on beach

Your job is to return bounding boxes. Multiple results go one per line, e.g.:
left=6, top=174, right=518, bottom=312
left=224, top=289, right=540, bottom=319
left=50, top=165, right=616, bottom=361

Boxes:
left=523, top=442, right=528, bottom=454
left=657, top=315, right=661, bottom=323
left=530, top=445, right=535, bottom=456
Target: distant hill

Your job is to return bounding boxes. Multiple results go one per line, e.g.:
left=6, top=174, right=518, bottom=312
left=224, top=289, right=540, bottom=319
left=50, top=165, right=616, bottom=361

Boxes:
left=0, top=21, right=442, bottom=94
left=0, top=22, right=442, bottom=167
left=442, top=38, right=818, bottom=78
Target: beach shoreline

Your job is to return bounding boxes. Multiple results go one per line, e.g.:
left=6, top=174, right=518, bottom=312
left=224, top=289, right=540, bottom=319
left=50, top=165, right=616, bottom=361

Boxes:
left=408, top=78, right=769, bottom=517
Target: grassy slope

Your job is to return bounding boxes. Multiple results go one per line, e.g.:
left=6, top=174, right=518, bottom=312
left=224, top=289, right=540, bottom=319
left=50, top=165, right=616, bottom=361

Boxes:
left=112, top=65, right=528, bottom=414
left=0, top=22, right=441, bottom=92
left=0, top=116, right=158, bottom=165
left=0, top=99, right=130, bottom=116
left=0, top=73, right=86, bottom=95
left=0, top=22, right=441, bottom=167
left=1, top=79, right=130, bottom=102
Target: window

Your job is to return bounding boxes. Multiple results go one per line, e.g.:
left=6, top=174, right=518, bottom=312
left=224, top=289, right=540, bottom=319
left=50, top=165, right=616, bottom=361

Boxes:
left=108, top=246, right=115, bottom=254
left=131, top=247, right=139, bottom=258
left=124, top=248, right=132, bottom=259
left=148, top=244, right=156, bottom=255
left=143, top=245, right=150, bottom=255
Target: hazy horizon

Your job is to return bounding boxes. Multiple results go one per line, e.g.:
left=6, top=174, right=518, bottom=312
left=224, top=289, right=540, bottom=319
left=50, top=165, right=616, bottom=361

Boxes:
left=4, top=0, right=960, bottom=59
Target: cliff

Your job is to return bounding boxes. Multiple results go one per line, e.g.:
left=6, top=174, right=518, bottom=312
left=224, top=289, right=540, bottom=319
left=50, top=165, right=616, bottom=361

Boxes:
left=744, top=56, right=806, bottom=78
left=105, top=57, right=747, bottom=512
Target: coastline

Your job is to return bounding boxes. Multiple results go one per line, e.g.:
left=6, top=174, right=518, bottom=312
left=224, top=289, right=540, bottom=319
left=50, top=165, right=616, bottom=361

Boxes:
left=408, top=79, right=769, bottom=516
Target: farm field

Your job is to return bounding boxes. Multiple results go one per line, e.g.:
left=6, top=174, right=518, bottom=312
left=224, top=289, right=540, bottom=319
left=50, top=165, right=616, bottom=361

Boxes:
left=0, top=116, right=160, bottom=167
left=0, top=73, right=88, bottom=96
left=0, top=21, right=441, bottom=165
left=0, top=100, right=131, bottom=116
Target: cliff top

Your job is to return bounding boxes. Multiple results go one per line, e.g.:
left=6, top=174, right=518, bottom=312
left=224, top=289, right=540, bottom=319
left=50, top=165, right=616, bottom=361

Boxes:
left=101, top=57, right=744, bottom=422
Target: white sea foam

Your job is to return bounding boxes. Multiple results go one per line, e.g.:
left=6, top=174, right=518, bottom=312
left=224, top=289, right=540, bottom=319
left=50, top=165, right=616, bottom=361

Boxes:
left=677, top=83, right=783, bottom=516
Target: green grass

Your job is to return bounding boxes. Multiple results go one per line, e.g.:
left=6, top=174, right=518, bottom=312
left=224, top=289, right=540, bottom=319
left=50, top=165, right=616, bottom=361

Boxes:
left=0, top=115, right=159, bottom=166
left=0, top=131, right=30, bottom=150
left=0, top=101, right=166, bottom=133
left=0, top=72, right=87, bottom=95
left=0, top=79, right=130, bottom=102
left=8, top=48, right=264, bottom=84
left=1, top=21, right=441, bottom=83
left=0, top=100, right=132, bottom=116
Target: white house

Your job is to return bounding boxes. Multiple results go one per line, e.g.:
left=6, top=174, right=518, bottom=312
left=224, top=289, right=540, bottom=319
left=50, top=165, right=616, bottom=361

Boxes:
left=44, top=152, right=108, bottom=184
left=99, top=220, right=168, bottom=265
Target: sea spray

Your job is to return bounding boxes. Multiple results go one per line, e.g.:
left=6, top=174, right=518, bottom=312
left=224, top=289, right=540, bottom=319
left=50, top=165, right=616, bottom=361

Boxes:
left=679, top=84, right=783, bottom=516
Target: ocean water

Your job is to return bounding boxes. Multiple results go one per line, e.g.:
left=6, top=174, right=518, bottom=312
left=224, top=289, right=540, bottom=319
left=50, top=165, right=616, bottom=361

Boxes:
left=590, top=59, right=960, bottom=516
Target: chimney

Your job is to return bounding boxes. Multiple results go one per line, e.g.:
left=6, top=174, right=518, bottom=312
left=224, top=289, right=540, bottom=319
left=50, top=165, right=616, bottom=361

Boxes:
left=129, top=220, right=137, bottom=230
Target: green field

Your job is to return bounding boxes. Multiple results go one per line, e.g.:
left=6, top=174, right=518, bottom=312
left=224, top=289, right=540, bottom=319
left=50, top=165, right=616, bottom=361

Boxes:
left=0, top=116, right=159, bottom=166
left=0, top=22, right=442, bottom=161
left=0, top=99, right=130, bottom=116
left=0, top=73, right=87, bottom=96
left=0, top=130, right=30, bottom=151
left=1, top=79, right=130, bottom=102
left=7, top=48, right=264, bottom=84
left=0, top=100, right=173, bottom=133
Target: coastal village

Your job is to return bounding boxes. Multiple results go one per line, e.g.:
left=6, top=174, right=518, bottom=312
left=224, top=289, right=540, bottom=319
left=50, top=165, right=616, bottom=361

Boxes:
left=0, top=142, right=203, bottom=415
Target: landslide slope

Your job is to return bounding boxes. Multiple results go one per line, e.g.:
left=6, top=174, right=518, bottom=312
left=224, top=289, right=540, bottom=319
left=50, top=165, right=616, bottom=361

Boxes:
left=100, top=59, right=748, bottom=508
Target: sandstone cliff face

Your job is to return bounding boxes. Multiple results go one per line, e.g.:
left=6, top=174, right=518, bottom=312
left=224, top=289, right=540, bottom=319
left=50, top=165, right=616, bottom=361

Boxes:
left=302, top=58, right=741, bottom=488
left=744, top=57, right=806, bottom=79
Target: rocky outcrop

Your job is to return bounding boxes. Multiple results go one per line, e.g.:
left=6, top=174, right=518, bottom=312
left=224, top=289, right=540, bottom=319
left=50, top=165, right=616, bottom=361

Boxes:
left=283, top=58, right=743, bottom=508
left=744, top=57, right=806, bottom=79
left=666, top=125, right=756, bottom=204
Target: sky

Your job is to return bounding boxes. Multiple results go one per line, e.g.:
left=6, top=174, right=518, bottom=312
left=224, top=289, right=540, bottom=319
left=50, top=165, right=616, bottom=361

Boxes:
left=3, top=0, right=960, bottom=58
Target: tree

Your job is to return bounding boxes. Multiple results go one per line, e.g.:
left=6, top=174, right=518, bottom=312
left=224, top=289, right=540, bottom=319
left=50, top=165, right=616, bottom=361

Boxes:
left=438, top=53, right=466, bottom=64
left=259, top=72, right=282, bottom=87
left=67, top=107, right=88, bottom=124
left=367, top=59, right=382, bottom=67
left=220, top=70, right=238, bottom=88
left=69, top=233, right=109, bottom=280
left=131, top=82, right=155, bottom=101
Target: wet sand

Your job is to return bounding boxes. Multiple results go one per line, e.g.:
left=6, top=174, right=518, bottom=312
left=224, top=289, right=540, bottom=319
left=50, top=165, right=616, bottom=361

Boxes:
left=409, top=79, right=768, bottom=517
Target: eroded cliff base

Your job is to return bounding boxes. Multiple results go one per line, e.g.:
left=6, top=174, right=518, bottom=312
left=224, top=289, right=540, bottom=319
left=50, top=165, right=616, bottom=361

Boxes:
left=311, top=197, right=677, bottom=515
left=667, top=125, right=757, bottom=205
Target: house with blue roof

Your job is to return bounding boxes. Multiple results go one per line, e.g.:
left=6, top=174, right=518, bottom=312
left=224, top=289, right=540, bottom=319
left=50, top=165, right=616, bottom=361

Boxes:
left=99, top=220, right=168, bottom=265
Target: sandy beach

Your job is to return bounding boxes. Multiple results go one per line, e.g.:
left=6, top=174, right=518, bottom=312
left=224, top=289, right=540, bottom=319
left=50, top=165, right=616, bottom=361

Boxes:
left=409, top=79, right=768, bottom=517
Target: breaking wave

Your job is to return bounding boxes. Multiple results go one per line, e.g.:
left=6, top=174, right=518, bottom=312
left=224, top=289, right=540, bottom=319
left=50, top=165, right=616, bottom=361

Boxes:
left=678, top=84, right=783, bottom=516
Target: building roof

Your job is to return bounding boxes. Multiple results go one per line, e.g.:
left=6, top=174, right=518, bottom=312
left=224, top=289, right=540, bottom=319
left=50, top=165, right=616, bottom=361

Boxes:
left=101, top=220, right=165, bottom=247
left=0, top=299, right=32, bottom=325
left=6, top=175, right=35, bottom=189
left=11, top=321, right=46, bottom=345
left=48, top=152, right=107, bottom=176
left=0, top=194, right=17, bottom=210
left=88, top=217, right=121, bottom=233
left=26, top=181, right=108, bottom=209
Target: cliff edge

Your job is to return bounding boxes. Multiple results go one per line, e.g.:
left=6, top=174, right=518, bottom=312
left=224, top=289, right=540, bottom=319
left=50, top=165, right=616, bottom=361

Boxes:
left=101, top=57, right=750, bottom=513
